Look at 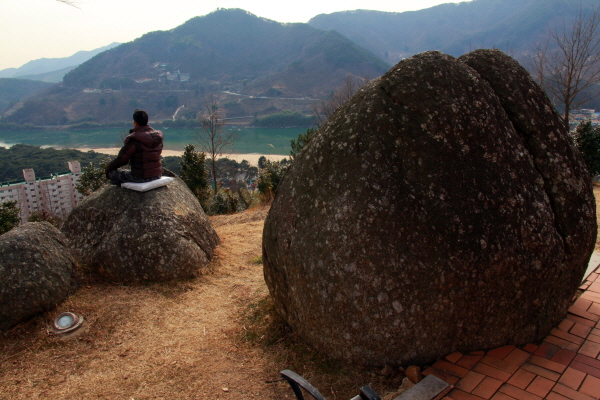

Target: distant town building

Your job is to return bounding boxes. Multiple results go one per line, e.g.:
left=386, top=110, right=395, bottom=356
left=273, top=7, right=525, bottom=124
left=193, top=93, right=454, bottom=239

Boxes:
left=570, top=109, right=600, bottom=127
left=0, top=161, right=84, bottom=222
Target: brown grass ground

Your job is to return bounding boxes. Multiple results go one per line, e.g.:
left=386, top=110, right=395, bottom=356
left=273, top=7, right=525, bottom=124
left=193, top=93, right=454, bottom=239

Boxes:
left=0, top=206, right=402, bottom=400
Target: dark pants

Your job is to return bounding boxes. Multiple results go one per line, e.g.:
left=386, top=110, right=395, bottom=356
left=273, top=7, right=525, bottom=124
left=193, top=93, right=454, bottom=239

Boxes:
left=107, top=169, right=161, bottom=186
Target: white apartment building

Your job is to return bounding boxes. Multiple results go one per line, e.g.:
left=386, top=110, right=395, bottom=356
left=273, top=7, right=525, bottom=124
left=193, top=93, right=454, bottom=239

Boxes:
left=0, top=161, right=84, bottom=222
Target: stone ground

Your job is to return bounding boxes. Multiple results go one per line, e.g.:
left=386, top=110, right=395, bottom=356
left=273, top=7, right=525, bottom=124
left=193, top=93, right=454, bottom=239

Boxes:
left=424, top=267, right=600, bottom=400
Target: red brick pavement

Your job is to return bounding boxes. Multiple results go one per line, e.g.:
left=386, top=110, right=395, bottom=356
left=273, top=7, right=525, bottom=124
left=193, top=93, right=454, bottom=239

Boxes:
left=423, top=268, right=600, bottom=400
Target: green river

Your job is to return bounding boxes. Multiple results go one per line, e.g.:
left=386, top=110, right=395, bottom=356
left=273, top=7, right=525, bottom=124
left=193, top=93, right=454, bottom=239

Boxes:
left=0, top=126, right=307, bottom=155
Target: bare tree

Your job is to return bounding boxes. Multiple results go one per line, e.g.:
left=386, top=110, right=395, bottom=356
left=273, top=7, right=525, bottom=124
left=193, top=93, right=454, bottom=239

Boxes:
left=313, top=75, right=369, bottom=125
left=532, top=5, right=600, bottom=130
left=194, top=94, right=238, bottom=193
left=530, top=39, right=549, bottom=91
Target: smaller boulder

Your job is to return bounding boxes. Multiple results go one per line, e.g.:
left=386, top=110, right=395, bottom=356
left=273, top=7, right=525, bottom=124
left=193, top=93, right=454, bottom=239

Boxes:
left=0, top=222, right=76, bottom=331
left=405, top=366, right=422, bottom=384
left=61, top=172, right=219, bottom=283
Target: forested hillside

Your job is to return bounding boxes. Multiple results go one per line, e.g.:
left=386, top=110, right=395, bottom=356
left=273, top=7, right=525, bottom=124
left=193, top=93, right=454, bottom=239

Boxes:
left=309, top=0, right=600, bottom=64
left=62, top=9, right=388, bottom=95
left=5, top=9, right=388, bottom=127
left=0, top=79, right=52, bottom=113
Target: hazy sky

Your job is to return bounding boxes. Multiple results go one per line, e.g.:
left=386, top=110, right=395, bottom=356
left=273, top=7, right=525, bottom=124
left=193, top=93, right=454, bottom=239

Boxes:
left=0, top=0, right=467, bottom=71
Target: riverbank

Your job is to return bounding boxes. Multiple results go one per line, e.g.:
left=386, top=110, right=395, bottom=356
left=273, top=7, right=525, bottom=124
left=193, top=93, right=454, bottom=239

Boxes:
left=73, top=147, right=289, bottom=166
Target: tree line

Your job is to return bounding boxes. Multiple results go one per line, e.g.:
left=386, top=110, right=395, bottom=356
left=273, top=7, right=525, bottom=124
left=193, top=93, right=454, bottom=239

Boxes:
left=0, top=144, right=108, bottom=182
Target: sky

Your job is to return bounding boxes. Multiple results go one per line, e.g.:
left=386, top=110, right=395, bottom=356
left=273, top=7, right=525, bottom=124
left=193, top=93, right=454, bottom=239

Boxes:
left=0, top=0, right=466, bottom=71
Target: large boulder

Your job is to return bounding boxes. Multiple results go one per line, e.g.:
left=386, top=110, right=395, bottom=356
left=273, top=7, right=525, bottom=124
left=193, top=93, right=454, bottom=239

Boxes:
left=263, top=50, right=597, bottom=366
left=0, top=222, right=76, bottom=331
left=458, top=50, right=595, bottom=274
left=61, top=171, right=219, bottom=283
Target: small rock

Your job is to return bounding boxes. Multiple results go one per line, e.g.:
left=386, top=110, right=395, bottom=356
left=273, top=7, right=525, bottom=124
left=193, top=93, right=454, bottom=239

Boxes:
left=401, top=376, right=415, bottom=391
left=405, top=365, right=422, bottom=384
left=382, top=389, right=405, bottom=400
left=380, top=364, right=395, bottom=377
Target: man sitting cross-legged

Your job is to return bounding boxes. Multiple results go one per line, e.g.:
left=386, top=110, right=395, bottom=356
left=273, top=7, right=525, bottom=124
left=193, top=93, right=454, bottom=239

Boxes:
left=105, top=109, right=163, bottom=186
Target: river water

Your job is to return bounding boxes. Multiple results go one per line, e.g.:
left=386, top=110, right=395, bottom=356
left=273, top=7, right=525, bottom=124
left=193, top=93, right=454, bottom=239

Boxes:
left=0, top=126, right=307, bottom=155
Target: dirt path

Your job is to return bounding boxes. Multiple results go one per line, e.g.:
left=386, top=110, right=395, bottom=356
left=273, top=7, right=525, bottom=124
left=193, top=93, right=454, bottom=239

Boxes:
left=0, top=207, right=302, bottom=399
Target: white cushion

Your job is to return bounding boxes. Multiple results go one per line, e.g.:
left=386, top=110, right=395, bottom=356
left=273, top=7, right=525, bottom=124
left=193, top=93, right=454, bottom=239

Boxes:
left=122, top=177, right=174, bottom=192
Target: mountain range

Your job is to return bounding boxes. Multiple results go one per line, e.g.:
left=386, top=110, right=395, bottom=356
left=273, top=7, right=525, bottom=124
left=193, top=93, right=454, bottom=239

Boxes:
left=5, top=9, right=390, bottom=126
left=3, top=0, right=599, bottom=127
left=62, top=10, right=388, bottom=95
left=0, top=43, right=121, bottom=83
left=309, top=0, right=599, bottom=65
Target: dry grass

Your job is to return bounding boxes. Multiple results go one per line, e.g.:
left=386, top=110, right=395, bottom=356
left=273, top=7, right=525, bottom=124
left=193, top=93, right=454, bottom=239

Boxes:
left=0, top=205, right=401, bottom=400
left=5, top=188, right=598, bottom=400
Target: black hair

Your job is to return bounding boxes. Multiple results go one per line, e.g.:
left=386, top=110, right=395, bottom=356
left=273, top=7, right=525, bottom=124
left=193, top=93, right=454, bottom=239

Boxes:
left=133, top=109, right=149, bottom=126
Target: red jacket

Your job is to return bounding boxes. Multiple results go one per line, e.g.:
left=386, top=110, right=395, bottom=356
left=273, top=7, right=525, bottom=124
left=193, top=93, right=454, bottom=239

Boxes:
left=106, top=125, right=163, bottom=178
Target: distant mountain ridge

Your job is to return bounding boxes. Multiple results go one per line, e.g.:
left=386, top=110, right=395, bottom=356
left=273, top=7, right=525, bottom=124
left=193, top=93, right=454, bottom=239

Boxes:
left=0, top=79, right=52, bottom=113
left=0, top=43, right=121, bottom=82
left=309, top=0, right=600, bottom=64
left=62, top=9, right=389, bottom=96
left=6, top=9, right=389, bottom=126
left=15, top=66, right=77, bottom=83
left=6, top=0, right=600, bottom=127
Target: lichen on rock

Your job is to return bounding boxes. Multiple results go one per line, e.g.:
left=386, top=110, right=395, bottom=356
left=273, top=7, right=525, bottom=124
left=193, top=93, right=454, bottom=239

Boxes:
left=262, top=50, right=596, bottom=366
